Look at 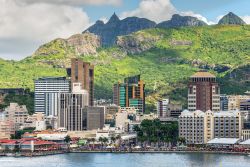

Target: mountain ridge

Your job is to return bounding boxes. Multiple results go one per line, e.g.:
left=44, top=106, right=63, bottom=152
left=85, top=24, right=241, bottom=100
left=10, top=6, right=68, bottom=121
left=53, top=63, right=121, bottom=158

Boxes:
left=84, top=12, right=247, bottom=47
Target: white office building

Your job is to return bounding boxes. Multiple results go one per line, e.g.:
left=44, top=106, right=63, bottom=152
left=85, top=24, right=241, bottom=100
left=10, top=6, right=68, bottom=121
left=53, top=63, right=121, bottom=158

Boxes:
left=34, top=77, right=70, bottom=113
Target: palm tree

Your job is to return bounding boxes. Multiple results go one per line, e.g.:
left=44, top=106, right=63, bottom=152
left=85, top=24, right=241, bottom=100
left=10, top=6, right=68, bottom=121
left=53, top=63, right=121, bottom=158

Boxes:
left=99, top=137, right=104, bottom=148
left=64, top=135, right=71, bottom=144
left=178, top=137, right=186, bottom=145
left=90, top=138, right=96, bottom=149
left=102, top=137, right=109, bottom=147
left=116, top=135, right=121, bottom=147
left=111, top=136, right=116, bottom=144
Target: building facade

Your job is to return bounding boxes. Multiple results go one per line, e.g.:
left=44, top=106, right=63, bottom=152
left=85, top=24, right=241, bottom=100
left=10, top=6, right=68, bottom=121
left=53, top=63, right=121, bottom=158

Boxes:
left=70, top=58, right=94, bottom=106
left=188, top=71, right=220, bottom=112
left=113, top=75, right=145, bottom=113
left=83, top=106, right=105, bottom=130
left=228, top=95, right=250, bottom=111
left=179, top=110, right=243, bottom=144
left=0, top=112, right=15, bottom=139
left=58, top=83, right=89, bottom=131
left=4, top=103, right=29, bottom=130
left=220, top=94, right=229, bottom=111
left=34, top=77, right=70, bottom=113
left=156, top=99, right=182, bottom=119
left=240, top=99, right=250, bottom=130
left=156, top=99, right=169, bottom=118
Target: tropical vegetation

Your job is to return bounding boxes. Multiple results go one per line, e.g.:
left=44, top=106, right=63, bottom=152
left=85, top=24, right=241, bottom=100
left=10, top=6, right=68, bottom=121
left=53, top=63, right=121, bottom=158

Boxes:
left=0, top=25, right=250, bottom=113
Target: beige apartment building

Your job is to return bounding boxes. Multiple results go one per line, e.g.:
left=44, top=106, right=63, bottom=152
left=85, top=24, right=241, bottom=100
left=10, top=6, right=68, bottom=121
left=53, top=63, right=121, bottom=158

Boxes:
left=179, top=110, right=243, bottom=144
left=4, top=103, right=29, bottom=130
left=0, top=120, right=15, bottom=139
left=228, top=95, right=250, bottom=110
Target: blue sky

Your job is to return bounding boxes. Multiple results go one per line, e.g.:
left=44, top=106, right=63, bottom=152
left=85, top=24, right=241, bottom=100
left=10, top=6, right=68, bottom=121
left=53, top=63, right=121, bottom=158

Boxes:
left=0, top=0, right=250, bottom=60
left=84, top=0, right=250, bottom=23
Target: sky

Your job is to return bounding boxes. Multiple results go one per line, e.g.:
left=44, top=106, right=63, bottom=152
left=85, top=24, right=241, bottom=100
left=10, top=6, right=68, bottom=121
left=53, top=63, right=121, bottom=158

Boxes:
left=0, top=0, right=250, bottom=60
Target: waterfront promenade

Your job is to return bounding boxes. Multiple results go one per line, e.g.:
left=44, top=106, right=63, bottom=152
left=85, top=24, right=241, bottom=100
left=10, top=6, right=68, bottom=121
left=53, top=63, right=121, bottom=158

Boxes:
left=1, top=147, right=249, bottom=157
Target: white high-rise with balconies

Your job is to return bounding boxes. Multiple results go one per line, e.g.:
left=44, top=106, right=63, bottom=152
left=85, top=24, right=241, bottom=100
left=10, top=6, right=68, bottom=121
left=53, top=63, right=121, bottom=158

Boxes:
left=34, top=77, right=70, bottom=114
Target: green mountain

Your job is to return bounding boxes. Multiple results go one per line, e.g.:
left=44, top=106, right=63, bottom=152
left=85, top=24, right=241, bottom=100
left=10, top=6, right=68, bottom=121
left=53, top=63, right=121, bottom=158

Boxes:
left=0, top=25, right=250, bottom=112
left=218, top=12, right=246, bottom=25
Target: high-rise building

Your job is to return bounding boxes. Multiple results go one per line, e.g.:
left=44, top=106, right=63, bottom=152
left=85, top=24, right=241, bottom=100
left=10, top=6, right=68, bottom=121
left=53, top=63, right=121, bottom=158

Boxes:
left=58, top=83, right=89, bottom=131
left=156, top=99, right=169, bottom=118
left=220, top=94, right=229, bottom=111
left=70, top=58, right=94, bottom=106
left=34, top=77, right=70, bottom=113
left=113, top=75, right=145, bottom=113
left=188, top=71, right=220, bottom=112
left=83, top=106, right=105, bottom=130
left=179, top=110, right=243, bottom=144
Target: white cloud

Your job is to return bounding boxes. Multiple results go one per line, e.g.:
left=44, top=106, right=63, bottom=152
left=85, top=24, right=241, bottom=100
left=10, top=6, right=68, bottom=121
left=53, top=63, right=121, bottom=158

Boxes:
left=99, top=17, right=108, bottom=24
left=121, top=0, right=214, bottom=25
left=216, top=15, right=224, bottom=22
left=241, top=16, right=250, bottom=24
left=181, top=11, right=216, bottom=25
left=0, top=0, right=91, bottom=60
left=121, top=0, right=176, bottom=23
left=18, top=0, right=122, bottom=6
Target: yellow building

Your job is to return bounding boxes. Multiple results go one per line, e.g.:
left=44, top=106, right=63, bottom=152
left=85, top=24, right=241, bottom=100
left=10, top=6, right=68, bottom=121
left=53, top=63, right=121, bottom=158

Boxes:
left=228, top=95, right=250, bottom=111
left=179, top=110, right=243, bottom=144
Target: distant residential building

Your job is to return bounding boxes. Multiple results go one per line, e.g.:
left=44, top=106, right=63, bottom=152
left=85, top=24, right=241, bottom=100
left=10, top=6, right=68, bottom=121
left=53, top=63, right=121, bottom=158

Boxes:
left=115, top=111, right=129, bottom=131
left=240, top=100, right=250, bottom=129
left=83, top=106, right=105, bottom=130
left=4, top=103, right=29, bottom=130
left=119, top=107, right=138, bottom=115
left=36, top=121, right=47, bottom=131
left=58, top=83, right=89, bottom=131
left=104, top=105, right=119, bottom=126
left=156, top=99, right=169, bottom=118
left=179, top=110, right=243, bottom=144
left=34, top=77, right=70, bottom=113
left=69, top=58, right=94, bottom=106
left=45, top=116, right=58, bottom=130
left=113, top=75, right=145, bottom=113
left=0, top=113, right=14, bottom=139
left=156, top=99, right=182, bottom=119
left=95, top=99, right=112, bottom=106
left=242, top=129, right=250, bottom=140
left=188, top=71, right=220, bottom=112
left=23, top=112, right=45, bottom=129
left=241, top=100, right=250, bottom=111
left=228, top=95, right=250, bottom=111
left=220, top=94, right=229, bottom=111
left=136, top=113, right=158, bottom=122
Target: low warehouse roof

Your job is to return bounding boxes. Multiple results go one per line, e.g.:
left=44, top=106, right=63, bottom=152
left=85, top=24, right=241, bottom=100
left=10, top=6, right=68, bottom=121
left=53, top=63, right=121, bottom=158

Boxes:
left=207, top=138, right=240, bottom=145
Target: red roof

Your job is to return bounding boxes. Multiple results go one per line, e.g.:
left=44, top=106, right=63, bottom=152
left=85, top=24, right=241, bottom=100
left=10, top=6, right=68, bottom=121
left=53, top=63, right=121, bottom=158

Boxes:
left=0, top=138, right=58, bottom=145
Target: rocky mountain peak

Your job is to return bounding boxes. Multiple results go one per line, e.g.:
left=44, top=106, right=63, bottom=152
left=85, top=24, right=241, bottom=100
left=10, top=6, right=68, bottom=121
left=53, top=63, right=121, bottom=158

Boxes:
left=84, top=13, right=156, bottom=46
left=218, top=12, right=246, bottom=25
left=107, top=12, right=120, bottom=23
left=157, top=14, right=207, bottom=28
